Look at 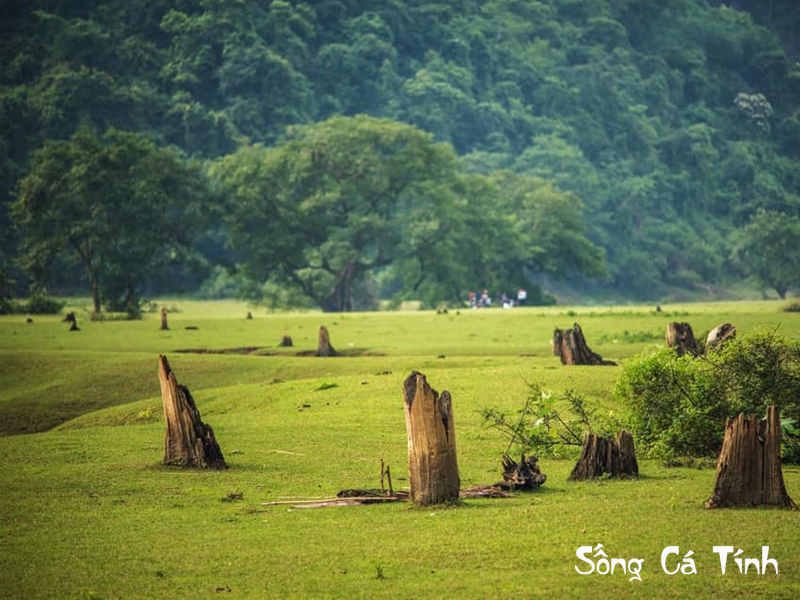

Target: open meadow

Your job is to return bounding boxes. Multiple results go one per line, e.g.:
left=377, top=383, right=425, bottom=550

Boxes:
left=1, top=300, right=799, bottom=599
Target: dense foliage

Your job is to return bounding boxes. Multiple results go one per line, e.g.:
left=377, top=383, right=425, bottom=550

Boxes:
left=2, top=0, right=799, bottom=307
left=615, top=330, right=800, bottom=463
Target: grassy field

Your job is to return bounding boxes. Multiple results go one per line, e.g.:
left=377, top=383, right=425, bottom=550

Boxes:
left=1, top=299, right=798, bottom=599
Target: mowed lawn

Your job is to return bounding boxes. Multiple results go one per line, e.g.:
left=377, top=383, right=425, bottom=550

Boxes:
left=1, top=300, right=798, bottom=599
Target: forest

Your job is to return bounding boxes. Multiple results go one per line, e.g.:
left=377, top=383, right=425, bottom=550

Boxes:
left=1, top=0, right=799, bottom=312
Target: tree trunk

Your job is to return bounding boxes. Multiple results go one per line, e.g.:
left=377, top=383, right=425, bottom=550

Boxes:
left=705, top=406, right=796, bottom=509
left=705, top=322, right=736, bottom=353
left=317, top=325, right=336, bottom=356
left=403, top=371, right=460, bottom=505
left=666, top=322, right=697, bottom=356
left=158, top=354, right=226, bottom=469
left=553, top=323, right=614, bottom=365
left=160, top=307, right=169, bottom=330
left=569, top=430, right=638, bottom=480
left=91, top=275, right=101, bottom=314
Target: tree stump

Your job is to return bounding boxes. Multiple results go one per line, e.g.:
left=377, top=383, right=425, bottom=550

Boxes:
left=705, top=406, right=796, bottom=509
left=569, top=430, right=638, bottom=480
left=63, top=311, right=80, bottom=331
left=705, top=323, right=736, bottom=353
left=553, top=323, right=614, bottom=365
left=158, top=354, right=226, bottom=469
left=501, top=454, right=547, bottom=490
left=403, top=371, right=460, bottom=505
left=160, top=307, right=169, bottom=330
left=64, top=311, right=80, bottom=331
left=317, top=325, right=336, bottom=356
left=246, top=311, right=253, bottom=320
left=278, top=335, right=293, bottom=347
left=666, top=322, right=697, bottom=356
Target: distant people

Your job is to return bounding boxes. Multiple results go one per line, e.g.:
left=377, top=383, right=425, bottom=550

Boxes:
left=480, top=289, right=491, bottom=307
left=501, top=293, right=512, bottom=309
left=468, top=291, right=477, bottom=309
left=517, top=288, right=527, bottom=306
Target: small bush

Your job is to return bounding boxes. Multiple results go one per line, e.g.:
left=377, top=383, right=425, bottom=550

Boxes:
left=24, top=293, right=65, bottom=315
left=784, top=299, right=800, bottom=313
left=616, top=329, right=800, bottom=464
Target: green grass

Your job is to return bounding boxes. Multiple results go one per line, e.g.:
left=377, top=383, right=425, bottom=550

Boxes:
left=1, top=299, right=799, bottom=599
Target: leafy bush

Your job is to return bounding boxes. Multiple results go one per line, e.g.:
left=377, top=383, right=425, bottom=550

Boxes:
left=784, top=299, right=800, bottom=312
left=616, top=330, right=800, bottom=464
left=480, top=384, right=622, bottom=459
left=24, top=292, right=65, bottom=315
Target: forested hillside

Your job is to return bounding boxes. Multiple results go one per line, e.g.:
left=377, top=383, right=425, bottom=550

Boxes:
left=2, top=0, right=799, bottom=310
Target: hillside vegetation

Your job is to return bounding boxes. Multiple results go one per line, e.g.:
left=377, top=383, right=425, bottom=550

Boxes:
left=2, top=0, right=799, bottom=308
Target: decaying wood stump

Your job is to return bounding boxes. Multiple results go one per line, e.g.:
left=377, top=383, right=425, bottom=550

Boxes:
left=569, top=430, right=638, bottom=480
left=64, top=311, right=80, bottom=331
left=160, top=307, right=169, bottom=330
left=246, top=311, right=253, bottom=320
left=158, top=354, right=226, bottom=469
left=279, top=335, right=293, bottom=347
left=403, top=371, right=460, bottom=505
left=705, top=406, right=796, bottom=509
left=705, top=322, right=736, bottom=353
left=666, top=322, right=697, bottom=356
left=501, top=454, right=547, bottom=490
left=317, top=325, right=337, bottom=356
left=553, top=323, right=614, bottom=365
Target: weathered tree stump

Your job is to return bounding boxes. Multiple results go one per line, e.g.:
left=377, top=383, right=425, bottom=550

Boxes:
left=279, top=335, right=293, bottom=347
left=246, top=311, right=253, bottom=320
left=160, top=307, right=169, bottom=330
left=63, top=311, right=80, bottom=331
left=64, top=311, right=79, bottom=331
left=317, top=325, right=336, bottom=356
left=666, top=322, right=697, bottom=356
left=158, top=354, right=226, bottom=469
left=705, top=406, right=796, bottom=509
left=569, top=430, right=638, bottom=480
left=553, top=323, right=614, bottom=365
left=403, top=371, right=460, bottom=505
left=501, top=454, right=547, bottom=490
left=705, top=323, right=736, bottom=353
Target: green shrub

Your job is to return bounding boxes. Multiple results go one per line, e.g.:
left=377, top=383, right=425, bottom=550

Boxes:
left=616, top=330, right=800, bottom=464
left=784, top=299, right=800, bottom=312
left=24, top=293, right=65, bottom=315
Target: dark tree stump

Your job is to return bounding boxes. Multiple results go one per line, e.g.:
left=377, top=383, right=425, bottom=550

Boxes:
left=278, top=335, right=293, bottom=347
left=403, top=371, right=460, bottom=505
left=705, top=323, right=736, bottom=353
left=501, top=454, right=547, bottom=490
left=64, top=311, right=80, bottom=331
left=160, top=307, right=169, bottom=331
left=158, top=354, right=226, bottom=469
left=64, top=312, right=79, bottom=330
left=666, top=322, right=697, bottom=356
left=569, top=430, right=638, bottom=480
left=553, top=323, right=614, bottom=365
left=317, top=325, right=337, bottom=356
left=246, top=311, right=253, bottom=320
left=705, top=406, right=796, bottom=509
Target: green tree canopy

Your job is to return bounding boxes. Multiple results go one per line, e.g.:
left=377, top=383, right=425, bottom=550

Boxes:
left=13, top=126, right=209, bottom=313
left=730, top=208, right=800, bottom=298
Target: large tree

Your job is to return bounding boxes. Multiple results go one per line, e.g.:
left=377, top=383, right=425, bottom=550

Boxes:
left=14, top=126, right=208, bottom=313
left=214, top=115, right=462, bottom=312
left=730, top=208, right=800, bottom=298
